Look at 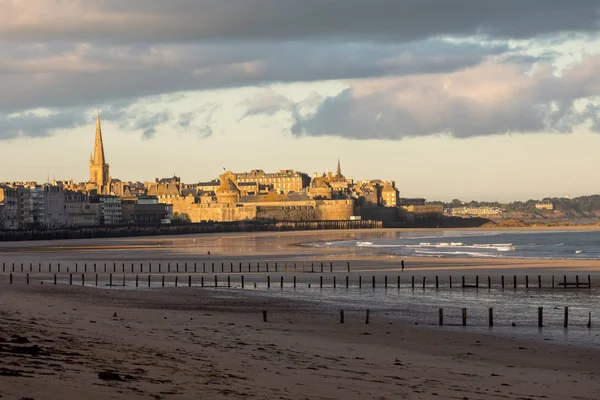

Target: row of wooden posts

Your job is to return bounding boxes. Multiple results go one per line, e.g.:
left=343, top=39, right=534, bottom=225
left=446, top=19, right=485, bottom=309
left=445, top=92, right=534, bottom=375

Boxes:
left=260, top=307, right=591, bottom=328
left=1, top=261, right=345, bottom=274
left=5, top=273, right=593, bottom=290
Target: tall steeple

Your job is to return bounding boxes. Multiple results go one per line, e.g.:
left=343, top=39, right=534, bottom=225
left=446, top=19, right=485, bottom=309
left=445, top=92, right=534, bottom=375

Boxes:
left=89, top=111, right=110, bottom=192
left=336, top=159, right=342, bottom=177
left=93, top=111, right=105, bottom=166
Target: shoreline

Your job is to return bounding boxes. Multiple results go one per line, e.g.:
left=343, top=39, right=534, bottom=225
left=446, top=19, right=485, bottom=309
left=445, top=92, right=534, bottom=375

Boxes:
left=2, top=285, right=600, bottom=399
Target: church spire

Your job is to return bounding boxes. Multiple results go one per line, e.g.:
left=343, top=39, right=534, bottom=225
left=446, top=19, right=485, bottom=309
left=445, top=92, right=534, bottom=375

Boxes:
left=336, top=159, right=342, bottom=177
left=93, top=111, right=105, bottom=166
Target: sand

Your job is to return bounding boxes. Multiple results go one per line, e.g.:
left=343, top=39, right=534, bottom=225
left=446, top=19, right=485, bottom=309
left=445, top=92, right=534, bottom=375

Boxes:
left=2, top=229, right=600, bottom=399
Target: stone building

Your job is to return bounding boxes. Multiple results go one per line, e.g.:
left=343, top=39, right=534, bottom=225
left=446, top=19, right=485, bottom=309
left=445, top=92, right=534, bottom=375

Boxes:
left=88, top=113, right=110, bottom=194
left=43, top=185, right=67, bottom=228
left=65, top=190, right=99, bottom=227
left=90, top=195, right=122, bottom=225
left=235, top=169, right=310, bottom=194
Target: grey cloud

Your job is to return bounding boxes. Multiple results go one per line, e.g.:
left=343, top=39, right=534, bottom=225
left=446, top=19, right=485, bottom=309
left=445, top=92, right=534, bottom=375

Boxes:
left=2, top=1, right=599, bottom=43
left=239, top=55, right=600, bottom=140
left=0, top=40, right=507, bottom=115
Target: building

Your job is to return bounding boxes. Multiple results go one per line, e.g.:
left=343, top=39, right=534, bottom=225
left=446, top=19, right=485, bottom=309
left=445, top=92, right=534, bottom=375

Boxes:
left=448, top=206, right=503, bottom=216
left=18, top=186, right=46, bottom=229
left=0, top=185, right=19, bottom=230
left=121, top=196, right=168, bottom=225
left=535, top=202, right=554, bottom=210
left=89, top=113, right=110, bottom=194
left=91, top=195, right=122, bottom=225
left=43, top=185, right=67, bottom=228
left=381, top=182, right=399, bottom=207
left=65, top=190, right=99, bottom=227
left=235, top=169, right=310, bottom=194
left=403, top=205, right=444, bottom=215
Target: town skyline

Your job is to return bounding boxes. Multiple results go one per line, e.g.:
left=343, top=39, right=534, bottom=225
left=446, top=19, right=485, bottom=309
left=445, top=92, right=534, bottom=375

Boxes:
left=3, top=2, right=600, bottom=202
left=1, top=112, right=596, bottom=203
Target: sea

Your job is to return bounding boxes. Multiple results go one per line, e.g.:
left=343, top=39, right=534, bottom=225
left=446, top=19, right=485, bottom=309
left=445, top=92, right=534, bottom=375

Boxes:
left=305, top=229, right=600, bottom=260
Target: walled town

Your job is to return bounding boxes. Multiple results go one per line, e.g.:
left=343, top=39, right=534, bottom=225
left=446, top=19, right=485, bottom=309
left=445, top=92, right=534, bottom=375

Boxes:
left=0, top=114, right=442, bottom=231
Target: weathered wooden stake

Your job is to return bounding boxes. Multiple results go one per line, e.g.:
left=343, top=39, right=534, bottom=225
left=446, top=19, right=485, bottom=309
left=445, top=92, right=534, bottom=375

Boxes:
left=365, top=309, right=370, bottom=325
left=9, top=273, right=13, bottom=284
left=422, top=276, right=426, bottom=289
left=346, top=276, right=349, bottom=289
left=435, top=275, right=438, bottom=289
left=263, top=310, right=267, bottom=323
left=588, top=275, right=592, bottom=289
left=412, top=275, right=415, bottom=289
left=564, top=306, right=569, bottom=328
left=214, top=275, right=217, bottom=288
left=241, top=275, right=244, bottom=289
left=54, top=274, right=57, bottom=285
left=449, top=275, right=452, bottom=288
left=372, top=275, right=376, bottom=289
left=538, top=307, right=543, bottom=328
left=488, top=276, right=491, bottom=289
left=475, top=275, right=479, bottom=288
left=538, top=275, right=542, bottom=288
left=397, top=275, right=400, bottom=289
left=439, top=308, right=444, bottom=325
left=320, top=276, right=323, bottom=288
left=280, top=276, right=283, bottom=288
left=514, top=275, right=517, bottom=289
left=228, top=275, right=230, bottom=288
left=462, top=275, right=465, bottom=288
left=333, top=276, right=336, bottom=289
left=96, top=274, right=98, bottom=287
left=136, top=275, right=139, bottom=287
left=501, top=275, right=505, bottom=289
left=189, top=275, right=192, bottom=287
left=26, top=273, right=29, bottom=285
left=267, top=276, right=271, bottom=289
left=110, top=273, right=113, bottom=286
left=161, top=275, right=164, bottom=287
left=385, top=275, right=388, bottom=289
left=147, top=275, right=150, bottom=287
left=175, top=276, right=178, bottom=287
left=462, top=308, right=467, bottom=326
left=347, top=262, right=350, bottom=273
left=330, top=262, right=333, bottom=273
left=489, top=308, right=494, bottom=327
left=563, top=275, right=567, bottom=288
left=340, top=310, right=344, bottom=324
left=69, top=274, right=72, bottom=285
left=359, top=276, right=362, bottom=288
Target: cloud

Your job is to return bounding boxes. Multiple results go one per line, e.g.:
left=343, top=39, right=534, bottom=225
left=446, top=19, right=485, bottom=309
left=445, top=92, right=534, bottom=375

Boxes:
left=2, top=1, right=599, bottom=43
left=240, top=54, right=600, bottom=139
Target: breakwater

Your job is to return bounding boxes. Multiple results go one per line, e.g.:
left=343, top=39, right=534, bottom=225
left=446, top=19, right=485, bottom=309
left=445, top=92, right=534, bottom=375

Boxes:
left=0, top=219, right=382, bottom=242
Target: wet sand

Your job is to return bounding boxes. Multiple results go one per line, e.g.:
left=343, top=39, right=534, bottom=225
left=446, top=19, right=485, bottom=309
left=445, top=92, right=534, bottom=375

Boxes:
left=2, top=229, right=600, bottom=399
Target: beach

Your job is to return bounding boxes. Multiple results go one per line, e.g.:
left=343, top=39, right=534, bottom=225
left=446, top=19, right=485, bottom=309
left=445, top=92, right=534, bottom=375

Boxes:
left=2, top=229, right=600, bottom=399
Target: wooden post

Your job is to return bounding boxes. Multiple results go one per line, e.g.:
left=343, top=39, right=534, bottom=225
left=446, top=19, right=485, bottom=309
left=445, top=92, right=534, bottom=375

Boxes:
left=189, top=275, right=191, bottom=287
left=439, top=308, right=444, bottom=325
left=501, top=275, right=505, bottom=289
left=175, top=276, right=178, bottom=287
left=214, top=275, right=217, bottom=288
left=412, top=275, right=415, bottom=289
left=514, top=275, right=517, bottom=289
left=462, top=276, right=465, bottom=288
left=564, top=306, right=569, bottom=328
left=359, top=276, right=362, bottom=289
left=54, top=274, right=57, bottom=285
left=159, top=263, right=161, bottom=273
left=475, top=275, right=479, bottom=288
left=489, top=308, right=494, bottom=327
left=212, top=263, right=214, bottom=273
left=538, top=275, right=541, bottom=288
left=228, top=275, right=230, bottom=288
left=275, top=262, right=278, bottom=272
left=538, top=307, right=543, bottom=328
left=365, top=309, right=370, bottom=325
left=201, top=276, right=204, bottom=287
left=263, top=310, right=267, bottom=323
left=132, top=263, right=134, bottom=273
left=385, top=275, right=388, bottom=289
left=372, top=275, right=375, bottom=289
left=588, top=275, right=592, bottom=289
left=320, top=276, right=323, bottom=288
left=462, top=308, right=467, bottom=326
left=122, top=274, right=125, bottom=287
left=241, top=275, right=244, bottom=289
left=162, top=275, right=164, bottom=287
left=81, top=274, right=85, bottom=286
left=488, top=276, right=491, bottom=289
left=563, top=275, right=567, bottom=288
left=588, top=312, right=592, bottom=328
left=148, top=275, right=150, bottom=287
left=576, top=275, right=579, bottom=286
left=280, top=276, right=283, bottom=289
left=26, top=273, right=29, bottom=285
left=397, top=275, right=400, bottom=289
left=345, top=275, right=349, bottom=289
left=320, top=262, right=323, bottom=273
left=136, top=275, right=139, bottom=287
left=96, top=274, right=98, bottom=287
left=330, top=262, right=333, bottom=273
left=347, top=262, right=350, bottom=273
left=221, top=262, right=224, bottom=273
left=293, top=276, right=296, bottom=289
left=525, top=275, right=529, bottom=288
left=422, top=276, right=426, bottom=289
left=69, top=274, right=72, bottom=285
left=333, top=276, right=336, bottom=289
left=110, top=274, right=113, bottom=286
left=340, top=310, right=344, bottom=324
left=267, top=276, right=271, bottom=289
left=552, top=275, right=555, bottom=288
left=435, top=275, right=438, bottom=289
left=185, top=262, right=188, bottom=273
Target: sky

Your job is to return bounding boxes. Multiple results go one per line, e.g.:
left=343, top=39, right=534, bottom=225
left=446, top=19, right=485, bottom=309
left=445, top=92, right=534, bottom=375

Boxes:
left=1, top=1, right=600, bottom=202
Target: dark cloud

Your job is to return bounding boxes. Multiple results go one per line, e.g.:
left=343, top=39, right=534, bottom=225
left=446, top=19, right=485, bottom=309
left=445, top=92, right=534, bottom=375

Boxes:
left=2, top=1, right=598, bottom=43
